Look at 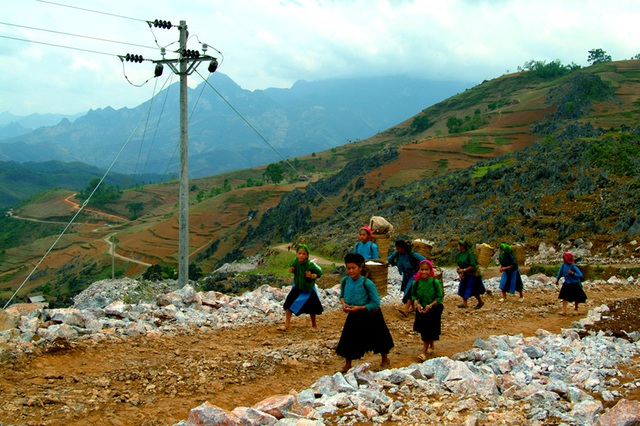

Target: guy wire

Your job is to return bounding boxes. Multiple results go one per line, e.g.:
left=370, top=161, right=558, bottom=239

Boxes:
left=2, top=92, right=159, bottom=310
left=194, top=69, right=356, bottom=229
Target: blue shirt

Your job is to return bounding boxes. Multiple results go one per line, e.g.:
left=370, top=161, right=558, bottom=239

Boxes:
left=387, top=251, right=426, bottom=276
left=557, top=263, right=583, bottom=284
left=353, top=241, right=379, bottom=260
left=340, top=275, right=380, bottom=312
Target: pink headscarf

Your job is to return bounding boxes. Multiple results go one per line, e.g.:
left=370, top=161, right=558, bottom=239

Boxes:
left=563, top=252, right=575, bottom=264
left=360, top=226, right=374, bottom=241
left=413, top=259, right=435, bottom=281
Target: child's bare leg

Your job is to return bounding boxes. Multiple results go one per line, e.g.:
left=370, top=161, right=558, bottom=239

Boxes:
left=310, top=314, right=318, bottom=329
left=562, top=300, right=568, bottom=315
left=341, top=359, right=352, bottom=373
left=425, top=341, right=434, bottom=354
left=380, top=352, right=390, bottom=368
left=284, top=309, right=292, bottom=329
left=423, top=341, right=429, bottom=356
left=574, top=302, right=579, bottom=311
left=518, top=291, right=524, bottom=299
left=501, top=290, right=507, bottom=300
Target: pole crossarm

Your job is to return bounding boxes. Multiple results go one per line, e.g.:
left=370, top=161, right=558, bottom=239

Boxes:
left=153, top=55, right=215, bottom=75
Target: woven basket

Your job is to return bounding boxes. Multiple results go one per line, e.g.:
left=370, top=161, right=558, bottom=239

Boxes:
left=373, top=233, right=390, bottom=261
left=434, top=266, right=445, bottom=295
left=412, top=239, right=432, bottom=259
left=365, top=261, right=388, bottom=297
left=513, top=244, right=526, bottom=266
left=434, top=266, right=443, bottom=284
left=475, top=243, right=495, bottom=268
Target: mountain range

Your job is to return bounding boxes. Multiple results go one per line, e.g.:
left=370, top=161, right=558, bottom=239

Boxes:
left=0, top=73, right=469, bottom=178
left=2, top=59, right=640, bottom=307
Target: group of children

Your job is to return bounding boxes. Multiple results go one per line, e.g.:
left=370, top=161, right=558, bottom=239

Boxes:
left=280, top=228, right=588, bottom=374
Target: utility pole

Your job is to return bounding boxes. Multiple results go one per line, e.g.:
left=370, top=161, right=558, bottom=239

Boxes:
left=177, top=21, right=190, bottom=288
left=123, top=19, right=218, bottom=287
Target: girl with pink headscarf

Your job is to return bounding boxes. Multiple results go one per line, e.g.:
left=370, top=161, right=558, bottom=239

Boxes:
left=555, top=252, right=587, bottom=315
left=353, top=226, right=379, bottom=260
left=410, top=259, right=444, bottom=361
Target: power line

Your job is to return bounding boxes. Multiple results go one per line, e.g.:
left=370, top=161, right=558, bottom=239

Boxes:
left=0, top=34, right=118, bottom=57
left=0, top=21, right=158, bottom=50
left=36, top=0, right=148, bottom=23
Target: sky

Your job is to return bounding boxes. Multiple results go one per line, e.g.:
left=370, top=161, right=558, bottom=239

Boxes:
left=1, top=0, right=640, bottom=116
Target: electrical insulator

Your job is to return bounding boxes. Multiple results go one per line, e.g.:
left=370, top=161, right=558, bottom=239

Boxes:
left=153, top=19, right=172, bottom=29
left=180, top=49, right=200, bottom=59
left=125, top=53, right=144, bottom=63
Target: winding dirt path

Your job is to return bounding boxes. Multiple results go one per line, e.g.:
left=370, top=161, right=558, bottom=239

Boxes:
left=1, top=284, right=639, bottom=425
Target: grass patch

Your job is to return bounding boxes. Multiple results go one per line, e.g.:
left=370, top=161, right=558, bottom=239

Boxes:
left=462, top=137, right=495, bottom=154
left=342, top=143, right=386, bottom=161
left=244, top=251, right=295, bottom=277
left=529, top=264, right=560, bottom=277
left=237, top=190, right=272, bottom=207
left=436, top=158, right=448, bottom=173
left=494, top=136, right=514, bottom=146
left=472, top=159, right=514, bottom=178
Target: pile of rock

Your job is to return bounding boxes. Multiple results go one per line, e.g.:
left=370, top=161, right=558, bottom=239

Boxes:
left=526, top=240, right=640, bottom=266
left=0, top=279, right=338, bottom=361
left=2, top=262, right=640, bottom=425
left=175, top=305, right=640, bottom=426
left=2, top=265, right=638, bottom=362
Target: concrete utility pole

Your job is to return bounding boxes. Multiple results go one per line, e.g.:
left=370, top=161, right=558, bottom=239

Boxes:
left=125, top=19, right=218, bottom=287
left=178, top=21, right=190, bottom=288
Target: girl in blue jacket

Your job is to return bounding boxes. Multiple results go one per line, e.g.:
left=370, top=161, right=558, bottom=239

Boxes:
left=556, top=252, right=587, bottom=315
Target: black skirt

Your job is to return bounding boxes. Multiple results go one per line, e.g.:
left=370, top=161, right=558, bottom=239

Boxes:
left=283, top=285, right=324, bottom=315
left=457, top=275, right=486, bottom=299
left=558, top=282, right=587, bottom=303
left=336, top=308, right=395, bottom=360
left=413, top=303, right=444, bottom=342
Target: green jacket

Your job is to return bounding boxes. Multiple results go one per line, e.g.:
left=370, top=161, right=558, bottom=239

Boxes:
left=411, top=277, right=444, bottom=306
left=289, top=258, right=323, bottom=292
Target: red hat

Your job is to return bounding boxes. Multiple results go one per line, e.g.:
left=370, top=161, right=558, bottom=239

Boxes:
left=360, top=226, right=373, bottom=240
left=563, top=252, right=575, bottom=264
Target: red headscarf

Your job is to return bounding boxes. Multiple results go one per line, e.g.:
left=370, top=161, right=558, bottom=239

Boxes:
left=413, top=259, right=435, bottom=281
left=563, top=252, right=575, bottom=264
left=360, top=226, right=373, bottom=241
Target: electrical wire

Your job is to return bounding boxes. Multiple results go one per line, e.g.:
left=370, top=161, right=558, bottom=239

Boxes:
left=131, top=77, right=160, bottom=181
left=0, top=34, right=117, bottom=57
left=194, top=69, right=355, bottom=228
left=161, top=72, right=210, bottom=180
left=36, top=0, right=148, bottom=23
left=143, top=74, right=174, bottom=183
left=134, top=73, right=175, bottom=186
left=2, top=97, right=159, bottom=310
left=119, top=58, right=155, bottom=87
left=191, top=34, right=225, bottom=68
left=0, top=21, right=158, bottom=50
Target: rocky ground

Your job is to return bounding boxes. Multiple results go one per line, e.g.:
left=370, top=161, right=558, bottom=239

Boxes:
left=1, top=262, right=639, bottom=425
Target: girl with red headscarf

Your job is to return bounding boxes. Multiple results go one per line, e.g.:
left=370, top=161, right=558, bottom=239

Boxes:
left=555, top=252, right=587, bottom=315
left=353, top=226, right=379, bottom=260
left=410, top=259, right=444, bottom=361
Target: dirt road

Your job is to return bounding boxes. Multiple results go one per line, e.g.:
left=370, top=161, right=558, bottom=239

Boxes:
left=1, top=284, right=639, bottom=426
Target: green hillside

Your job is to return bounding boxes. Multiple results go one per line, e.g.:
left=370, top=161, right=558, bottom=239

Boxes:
left=2, top=59, right=640, bottom=306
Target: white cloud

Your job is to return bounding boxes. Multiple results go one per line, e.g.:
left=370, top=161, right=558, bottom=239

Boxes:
left=1, top=0, right=640, bottom=115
